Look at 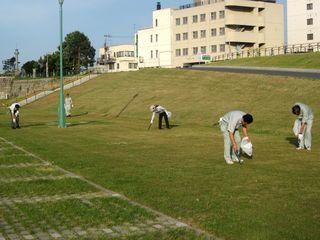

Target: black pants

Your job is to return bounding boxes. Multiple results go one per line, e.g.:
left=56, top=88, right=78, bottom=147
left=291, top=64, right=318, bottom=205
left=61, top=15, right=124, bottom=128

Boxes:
left=11, top=115, right=20, bottom=129
left=159, top=112, right=170, bottom=129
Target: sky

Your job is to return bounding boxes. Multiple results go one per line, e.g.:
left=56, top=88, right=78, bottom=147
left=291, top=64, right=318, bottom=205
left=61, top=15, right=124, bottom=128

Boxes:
left=0, top=0, right=285, bottom=68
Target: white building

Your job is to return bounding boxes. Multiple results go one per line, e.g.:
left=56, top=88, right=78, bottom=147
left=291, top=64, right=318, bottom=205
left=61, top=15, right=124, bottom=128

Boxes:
left=287, top=0, right=320, bottom=45
left=98, top=44, right=138, bottom=72
left=137, top=0, right=284, bottom=68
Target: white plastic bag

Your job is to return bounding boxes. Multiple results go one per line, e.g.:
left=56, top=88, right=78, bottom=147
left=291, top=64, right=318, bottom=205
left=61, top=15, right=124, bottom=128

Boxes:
left=293, top=119, right=301, bottom=136
left=241, top=137, right=253, bottom=157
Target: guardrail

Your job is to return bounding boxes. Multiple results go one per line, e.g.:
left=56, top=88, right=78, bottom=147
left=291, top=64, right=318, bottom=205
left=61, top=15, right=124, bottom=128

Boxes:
left=213, top=42, right=320, bottom=62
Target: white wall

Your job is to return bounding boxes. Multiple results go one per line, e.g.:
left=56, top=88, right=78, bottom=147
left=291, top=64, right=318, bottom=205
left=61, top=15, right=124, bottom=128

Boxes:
left=287, top=0, right=320, bottom=45
left=137, top=9, right=173, bottom=68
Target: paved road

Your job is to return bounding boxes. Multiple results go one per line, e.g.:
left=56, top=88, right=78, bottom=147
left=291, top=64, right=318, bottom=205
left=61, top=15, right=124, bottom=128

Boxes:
left=191, top=66, right=320, bottom=79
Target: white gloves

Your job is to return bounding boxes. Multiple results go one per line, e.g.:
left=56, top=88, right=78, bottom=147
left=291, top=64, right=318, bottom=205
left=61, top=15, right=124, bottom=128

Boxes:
left=13, top=119, right=16, bottom=123
left=298, top=134, right=303, bottom=141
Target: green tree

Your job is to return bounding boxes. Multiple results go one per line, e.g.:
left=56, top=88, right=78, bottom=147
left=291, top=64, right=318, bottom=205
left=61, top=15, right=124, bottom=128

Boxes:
left=21, top=60, right=39, bottom=77
left=61, top=31, right=95, bottom=73
left=2, top=57, right=16, bottom=74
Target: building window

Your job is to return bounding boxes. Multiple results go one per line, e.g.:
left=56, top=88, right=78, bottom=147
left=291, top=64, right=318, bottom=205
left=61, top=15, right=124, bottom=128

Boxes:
left=176, top=18, right=181, bottom=26
left=176, top=49, right=181, bottom=57
left=307, top=18, right=313, bottom=25
left=219, top=27, right=225, bottom=36
left=193, top=47, right=198, bottom=55
left=200, top=13, right=206, bottom=22
left=220, top=44, right=225, bottom=52
left=183, top=32, right=188, bottom=40
left=211, top=45, right=217, bottom=53
left=117, top=63, right=120, bottom=69
left=183, top=48, right=188, bottom=56
left=151, top=50, right=153, bottom=59
left=150, top=35, right=153, bottom=43
left=211, top=12, right=216, bottom=20
left=156, top=50, right=158, bottom=58
left=193, top=15, right=198, bottom=23
left=200, top=46, right=207, bottom=54
left=307, top=3, right=313, bottom=10
left=192, top=31, right=198, bottom=39
left=176, top=33, right=181, bottom=41
left=219, top=10, right=225, bottom=19
left=211, top=28, right=217, bottom=37
left=156, top=34, right=158, bottom=42
left=183, top=17, right=188, bottom=24
left=200, top=30, right=206, bottom=38
left=155, top=19, right=158, bottom=27
left=307, top=33, right=314, bottom=40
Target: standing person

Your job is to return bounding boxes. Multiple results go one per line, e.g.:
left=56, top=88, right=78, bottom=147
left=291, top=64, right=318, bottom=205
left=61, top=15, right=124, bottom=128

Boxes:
left=292, top=103, right=313, bottom=150
left=9, top=103, right=21, bottom=129
left=219, top=111, right=253, bottom=165
left=148, top=105, right=171, bottom=130
left=64, top=93, right=74, bottom=117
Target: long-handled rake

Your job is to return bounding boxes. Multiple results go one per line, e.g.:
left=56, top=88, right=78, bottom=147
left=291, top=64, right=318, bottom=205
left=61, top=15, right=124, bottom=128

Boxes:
left=115, top=93, right=139, bottom=118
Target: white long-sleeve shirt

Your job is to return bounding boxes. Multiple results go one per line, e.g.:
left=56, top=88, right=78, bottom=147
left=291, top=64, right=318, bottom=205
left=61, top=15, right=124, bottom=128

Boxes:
left=65, top=97, right=73, bottom=108
left=9, top=103, right=20, bottom=114
left=150, top=105, right=169, bottom=124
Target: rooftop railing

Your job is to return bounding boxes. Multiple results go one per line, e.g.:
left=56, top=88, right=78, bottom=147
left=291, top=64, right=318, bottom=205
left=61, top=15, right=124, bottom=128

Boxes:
left=179, top=0, right=276, bottom=10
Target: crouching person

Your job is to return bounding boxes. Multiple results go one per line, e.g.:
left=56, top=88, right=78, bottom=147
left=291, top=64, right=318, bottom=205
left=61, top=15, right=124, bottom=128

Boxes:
left=9, top=103, right=21, bottom=129
left=292, top=103, right=313, bottom=151
left=148, top=105, right=171, bottom=130
left=219, top=111, right=253, bottom=165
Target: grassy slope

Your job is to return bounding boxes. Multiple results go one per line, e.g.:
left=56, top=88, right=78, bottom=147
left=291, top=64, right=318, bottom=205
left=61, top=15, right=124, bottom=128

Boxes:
left=0, top=69, right=319, bottom=240
left=211, top=52, right=320, bottom=69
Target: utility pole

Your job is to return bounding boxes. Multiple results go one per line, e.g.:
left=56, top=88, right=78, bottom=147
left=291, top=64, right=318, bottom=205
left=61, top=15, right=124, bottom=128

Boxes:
left=14, top=48, right=20, bottom=76
left=46, top=54, right=49, bottom=78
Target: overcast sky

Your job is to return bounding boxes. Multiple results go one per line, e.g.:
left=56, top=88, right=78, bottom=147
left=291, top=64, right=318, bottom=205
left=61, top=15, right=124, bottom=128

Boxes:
left=0, top=0, right=285, bottom=68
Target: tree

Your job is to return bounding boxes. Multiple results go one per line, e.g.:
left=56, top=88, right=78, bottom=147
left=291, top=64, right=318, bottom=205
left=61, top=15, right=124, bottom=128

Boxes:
left=21, top=60, right=39, bottom=77
left=2, top=57, right=16, bottom=74
left=62, top=31, right=95, bottom=73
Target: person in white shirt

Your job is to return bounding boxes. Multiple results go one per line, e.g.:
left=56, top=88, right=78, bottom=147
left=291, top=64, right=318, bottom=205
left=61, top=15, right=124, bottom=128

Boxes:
left=148, top=105, right=171, bottom=130
left=219, top=110, right=253, bottom=165
left=9, top=103, right=21, bottom=129
left=64, top=93, right=74, bottom=117
left=292, top=103, right=313, bottom=150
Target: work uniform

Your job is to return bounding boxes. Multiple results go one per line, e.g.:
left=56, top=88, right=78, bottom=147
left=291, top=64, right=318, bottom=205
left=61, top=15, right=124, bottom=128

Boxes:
left=9, top=103, right=20, bottom=129
left=150, top=105, right=171, bottom=129
left=64, top=96, right=73, bottom=117
left=219, top=111, right=246, bottom=163
left=294, top=102, right=314, bottom=149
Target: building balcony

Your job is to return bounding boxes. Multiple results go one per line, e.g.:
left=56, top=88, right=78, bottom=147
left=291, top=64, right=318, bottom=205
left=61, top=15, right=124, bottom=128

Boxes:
left=226, top=31, right=265, bottom=43
left=225, top=12, right=264, bottom=27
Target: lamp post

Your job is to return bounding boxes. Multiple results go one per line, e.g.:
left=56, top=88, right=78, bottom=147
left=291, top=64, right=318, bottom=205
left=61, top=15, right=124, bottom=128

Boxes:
left=58, top=0, right=66, bottom=128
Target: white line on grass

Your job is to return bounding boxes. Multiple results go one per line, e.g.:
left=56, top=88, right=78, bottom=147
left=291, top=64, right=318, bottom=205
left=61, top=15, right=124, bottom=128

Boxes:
left=0, top=136, right=220, bottom=240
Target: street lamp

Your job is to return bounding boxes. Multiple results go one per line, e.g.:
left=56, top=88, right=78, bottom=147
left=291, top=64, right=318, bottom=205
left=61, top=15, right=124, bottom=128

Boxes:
left=58, top=0, right=66, bottom=128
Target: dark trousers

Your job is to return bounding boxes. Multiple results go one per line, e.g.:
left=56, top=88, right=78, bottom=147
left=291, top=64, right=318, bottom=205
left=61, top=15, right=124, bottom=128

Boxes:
left=159, top=112, right=170, bottom=129
left=11, top=115, right=20, bottom=129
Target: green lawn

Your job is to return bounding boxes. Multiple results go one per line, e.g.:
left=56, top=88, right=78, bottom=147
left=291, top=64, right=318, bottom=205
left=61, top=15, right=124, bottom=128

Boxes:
left=0, top=69, right=319, bottom=239
left=211, top=52, right=320, bottom=69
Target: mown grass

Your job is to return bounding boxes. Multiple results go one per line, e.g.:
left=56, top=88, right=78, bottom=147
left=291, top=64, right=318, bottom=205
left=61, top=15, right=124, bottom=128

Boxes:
left=0, top=69, right=319, bottom=239
left=211, top=52, right=320, bottom=69
left=0, top=166, right=63, bottom=179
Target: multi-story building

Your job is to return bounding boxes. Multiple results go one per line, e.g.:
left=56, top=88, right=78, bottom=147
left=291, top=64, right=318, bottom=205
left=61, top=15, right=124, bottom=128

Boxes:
left=137, top=0, right=284, bottom=68
left=287, top=0, right=320, bottom=45
left=98, top=44, right=138, bottom=72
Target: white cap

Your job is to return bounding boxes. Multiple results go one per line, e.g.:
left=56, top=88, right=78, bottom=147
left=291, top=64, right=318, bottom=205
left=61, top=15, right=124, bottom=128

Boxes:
left=150, top=105, right=156, bottom=112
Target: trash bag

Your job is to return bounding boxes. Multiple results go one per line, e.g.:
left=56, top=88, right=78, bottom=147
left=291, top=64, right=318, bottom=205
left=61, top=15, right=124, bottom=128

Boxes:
left=241, top=137, right=253, bottom=157
left=293, top=119, right=302, bottom=136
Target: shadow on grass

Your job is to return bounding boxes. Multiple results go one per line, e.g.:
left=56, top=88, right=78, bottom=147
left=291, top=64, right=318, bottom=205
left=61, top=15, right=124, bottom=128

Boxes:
left=66, top=120, right=106, bottom=128
left=286, top=137, right=298, bottom=147
left=68, top=112, right=89, bottom=118
left=170, top=124, right=180, bottom=128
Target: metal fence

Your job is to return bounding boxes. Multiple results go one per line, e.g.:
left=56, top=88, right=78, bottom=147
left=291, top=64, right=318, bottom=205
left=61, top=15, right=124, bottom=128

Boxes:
left=212, top=42, right=320, bottom=62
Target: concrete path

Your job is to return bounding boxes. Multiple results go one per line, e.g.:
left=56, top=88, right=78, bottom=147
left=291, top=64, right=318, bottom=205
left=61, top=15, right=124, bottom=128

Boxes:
left=18, top=74, right=99, bottom=107
left=191, top=65, right=320, bottom=79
